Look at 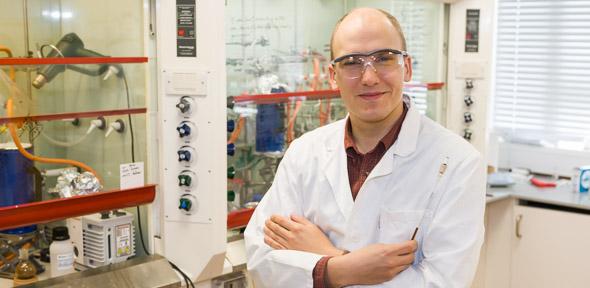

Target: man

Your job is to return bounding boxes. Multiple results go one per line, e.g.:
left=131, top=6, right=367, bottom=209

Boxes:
left=245, top=7, right=485, bottom=288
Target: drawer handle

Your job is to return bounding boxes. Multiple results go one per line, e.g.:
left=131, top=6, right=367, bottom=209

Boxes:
left=515, top=214, right=523, bottom=239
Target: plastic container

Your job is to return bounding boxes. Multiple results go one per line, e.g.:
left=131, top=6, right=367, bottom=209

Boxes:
left=49, top=226, right=75, bottom=277
left=573, top=166, right=590, bottom=193
left=227, top=190, right=240, bottom=212
left=0, top=142, right=36, bottom=234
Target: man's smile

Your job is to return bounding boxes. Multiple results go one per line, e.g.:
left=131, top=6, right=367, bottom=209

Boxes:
left=358, top=91, right=388, bottom=100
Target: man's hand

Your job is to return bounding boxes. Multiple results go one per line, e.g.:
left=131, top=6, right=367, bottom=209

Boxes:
left=263, top=214, right=344, bottom=256
left=327, top=241, right=417, bottom=287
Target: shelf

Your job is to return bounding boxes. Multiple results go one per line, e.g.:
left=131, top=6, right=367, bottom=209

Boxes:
left=405, top=82, right=445, bottom=90
left=0, top=184, right=156, bottom=231
left=231, top=82, right=445, bottom=104
left=0, top=107, right=147, bottom=125
left=227, top=207, right=255, bottom=229
left=0, top=57, right=148, bottom=66
left=232, top=89, right=339, bottom=104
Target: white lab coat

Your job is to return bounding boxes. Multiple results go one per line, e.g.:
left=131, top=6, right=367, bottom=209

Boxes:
left=244, top=100, right=486, bottom=288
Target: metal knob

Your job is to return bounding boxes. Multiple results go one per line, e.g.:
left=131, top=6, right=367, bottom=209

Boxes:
left=178, top=198, right=193, bottom=212
left=176, top=97, right=191, bottom=114
left=463, top=128, right=473, bottom=141
left=177, top=123, right=192, bottom=138
left=178, top=174, right=192, bottom=187
left=227, top=120, right=235, bottom=133
left=177, top=150, right=192, bottom=162
left=464, top=95, right=474, bottom=107
left=227, top=166, right=236, bottom=179
left=227, top=143, right=235, bottom=156
left=463, top=112, right=473, bottom=123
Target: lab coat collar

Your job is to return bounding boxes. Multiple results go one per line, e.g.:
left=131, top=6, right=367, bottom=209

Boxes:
left=391, top=96, right=420, bottom=157
left=321, top=96, right=421, bottom=219
left=323, top=119, right=354, bottom=220
left=368, top=96, right=420, bottom=179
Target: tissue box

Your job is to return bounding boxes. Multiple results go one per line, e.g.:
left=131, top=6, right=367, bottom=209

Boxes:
left=573, top=166, right=590, bottom=193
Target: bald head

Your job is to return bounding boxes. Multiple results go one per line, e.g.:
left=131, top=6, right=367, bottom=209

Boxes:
left=330, top=8, right=407, bottom=60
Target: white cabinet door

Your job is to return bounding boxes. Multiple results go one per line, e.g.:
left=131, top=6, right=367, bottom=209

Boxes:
left=473, top=198, right=514, bottom=288
left=512, top=205, right=590, bottom=288
left=471, top=210, right=488, bottom=288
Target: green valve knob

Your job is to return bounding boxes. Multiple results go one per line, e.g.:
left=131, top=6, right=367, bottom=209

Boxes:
left=227, top=190, right=236, bottom=202
left=227, top=167, right=236, bottom=179
left=179, top=198, right=192, bottom=211
left=178, top=174, right=192, bottom=187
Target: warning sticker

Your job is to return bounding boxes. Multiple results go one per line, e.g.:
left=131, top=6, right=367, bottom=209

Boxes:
left=177, top=0, right=197, bottom=57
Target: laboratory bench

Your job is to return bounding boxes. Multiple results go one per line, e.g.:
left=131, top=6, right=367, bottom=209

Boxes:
left=474, top=182, right=590, bottom=288
left=0, top=255, right=181, bottom=288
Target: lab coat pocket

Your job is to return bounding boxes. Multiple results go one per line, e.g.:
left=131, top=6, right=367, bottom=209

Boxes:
left=378, top=210, right=425, bottom=244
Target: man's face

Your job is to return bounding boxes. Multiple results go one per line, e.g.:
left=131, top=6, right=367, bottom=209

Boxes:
left=329, top=11, right=412, bottom=125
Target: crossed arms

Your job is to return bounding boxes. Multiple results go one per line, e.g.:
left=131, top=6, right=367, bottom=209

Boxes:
left=244, top=145, right=485, bottom=288
left=264, top=214, right=417, bottom=287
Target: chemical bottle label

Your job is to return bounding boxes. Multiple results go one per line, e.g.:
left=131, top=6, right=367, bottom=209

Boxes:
left=57, top=253, right=74, bottom=270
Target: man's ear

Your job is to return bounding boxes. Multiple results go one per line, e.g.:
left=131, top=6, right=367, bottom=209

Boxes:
left=404, top=56, right=413, bottom=82
left=328, top=65, right=338, bottom=89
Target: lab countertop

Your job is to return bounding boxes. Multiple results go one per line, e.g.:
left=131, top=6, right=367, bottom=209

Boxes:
left=486, top=182, right=590, bottom=211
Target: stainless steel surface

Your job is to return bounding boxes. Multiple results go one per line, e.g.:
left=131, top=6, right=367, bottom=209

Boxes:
left=31, top=75, right=46, bottom=89
left=212, top=271, right=247, bottom=288
left=21, top=255, right=180, bottom=288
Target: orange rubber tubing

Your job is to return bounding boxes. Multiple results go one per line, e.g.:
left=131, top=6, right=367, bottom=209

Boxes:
left=6, top=96, right=101, bottom=181
left=2, top=45, right=101, bottom=182
left=227, top=117, right=245, bottom=145
left=0, top=46, right=15, bottom=81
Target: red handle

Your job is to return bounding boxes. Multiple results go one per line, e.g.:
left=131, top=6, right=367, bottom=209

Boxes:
left=530, top=177, right=557, bottom=188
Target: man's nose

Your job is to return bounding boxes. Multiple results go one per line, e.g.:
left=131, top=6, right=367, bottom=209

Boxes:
left=361, top=62, right=379, bottom=86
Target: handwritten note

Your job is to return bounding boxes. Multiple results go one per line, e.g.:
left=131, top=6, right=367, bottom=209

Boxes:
left=120, top=162, right=145, bottom=189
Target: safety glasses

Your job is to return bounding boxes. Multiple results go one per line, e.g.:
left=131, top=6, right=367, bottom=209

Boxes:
left=331, top=48, right=408, bottom=80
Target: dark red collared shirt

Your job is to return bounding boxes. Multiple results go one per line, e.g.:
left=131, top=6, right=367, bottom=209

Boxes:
left=312, top=105, right=408, bottom=287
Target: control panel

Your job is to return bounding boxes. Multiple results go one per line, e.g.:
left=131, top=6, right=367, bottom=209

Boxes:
left=160, top=69, right=221, bottom=224
left=153, top=0, right=226, bottom=281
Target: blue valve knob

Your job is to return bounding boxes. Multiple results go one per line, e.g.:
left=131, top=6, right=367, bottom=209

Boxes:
left=178, top=197, right=192, bottom=211
left=227, top=120, right=235, bottom=133
left=178, top=150, right=192, bottom=162
left=227, top=143, right=235, bottom=156
left=252, top=193, right=263, bottom=202
left=177, top=123, right=191, bottom=138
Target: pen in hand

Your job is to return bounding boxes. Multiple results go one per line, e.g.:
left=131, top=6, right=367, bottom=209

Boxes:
left=411, top=227, right=418, bottom=240
left=409, top=157, right=448, bottom=242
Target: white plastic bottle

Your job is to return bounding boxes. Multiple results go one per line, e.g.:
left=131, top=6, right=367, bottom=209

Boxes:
left=49, top=226, right=75, bottom=277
